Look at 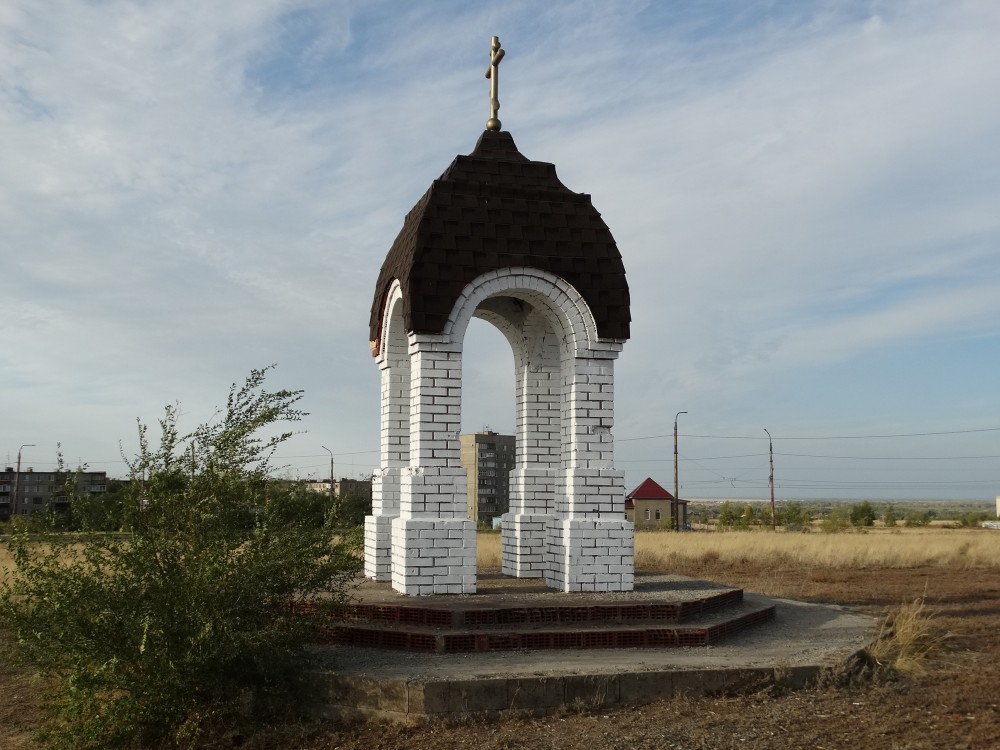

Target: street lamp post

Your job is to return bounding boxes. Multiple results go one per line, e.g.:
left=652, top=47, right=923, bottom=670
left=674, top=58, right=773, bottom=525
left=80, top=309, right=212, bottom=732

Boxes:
left=321, top=446, right=335, bottom=507
left=673, top=412, right=687, bottom=531
left=12, top=444, right=36, bottom=519
left=764, top=428, right=775, bottom=530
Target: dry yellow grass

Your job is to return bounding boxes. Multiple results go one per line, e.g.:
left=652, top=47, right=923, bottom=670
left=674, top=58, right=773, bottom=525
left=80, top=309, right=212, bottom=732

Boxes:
left=475, top=526, right=1000, bottom=571
left=477, top=532, right=501, bottom=569
left=6, top=527, right=998, bottom=579
left=869, top=594, right=951, bottom=675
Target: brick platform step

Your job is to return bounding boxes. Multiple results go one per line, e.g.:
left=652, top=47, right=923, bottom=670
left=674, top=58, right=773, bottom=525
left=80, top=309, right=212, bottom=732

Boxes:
left=328, top=586, right=744, bottom=630
left=319, top=598, right=776, bottom=654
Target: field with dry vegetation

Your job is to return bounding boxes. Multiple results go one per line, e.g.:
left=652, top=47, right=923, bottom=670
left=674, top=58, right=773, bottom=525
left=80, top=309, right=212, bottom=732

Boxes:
left=4, top=525, right=1000, bottom=749
left=477, top=524, right=1000, bottom=572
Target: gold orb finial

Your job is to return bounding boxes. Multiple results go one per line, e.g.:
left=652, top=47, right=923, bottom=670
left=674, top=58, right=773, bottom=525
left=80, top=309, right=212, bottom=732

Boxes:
left=485, top=36, right=505, bottom=131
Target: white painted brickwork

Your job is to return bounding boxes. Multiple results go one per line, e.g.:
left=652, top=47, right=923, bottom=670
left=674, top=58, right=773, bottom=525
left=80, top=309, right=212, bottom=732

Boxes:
left=366, top=268, right=633, bottom=595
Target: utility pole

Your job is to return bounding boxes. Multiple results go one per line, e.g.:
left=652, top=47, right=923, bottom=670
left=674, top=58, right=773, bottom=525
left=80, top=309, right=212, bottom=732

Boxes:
left=764, top=428, right=775, bottom=530
left=321, top=446, right=335, bottom=507
left=12, top=444, right=36, bottom=518
left=673, top=412, right=687, bottom=531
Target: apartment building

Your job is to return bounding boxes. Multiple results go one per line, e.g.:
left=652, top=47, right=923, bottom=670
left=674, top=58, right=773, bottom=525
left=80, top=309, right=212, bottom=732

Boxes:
left=459, top=430, right=516, bottom=525
left=0, top=466, right=107, bottom=521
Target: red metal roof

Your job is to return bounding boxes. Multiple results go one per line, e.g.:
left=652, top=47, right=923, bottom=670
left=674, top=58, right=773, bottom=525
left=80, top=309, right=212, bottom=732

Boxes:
left=626, top=477, right=674, bottom=501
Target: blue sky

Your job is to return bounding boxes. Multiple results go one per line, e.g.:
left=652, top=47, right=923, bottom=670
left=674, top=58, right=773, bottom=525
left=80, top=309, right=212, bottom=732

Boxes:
left=3, top=0, right=999, bottom=501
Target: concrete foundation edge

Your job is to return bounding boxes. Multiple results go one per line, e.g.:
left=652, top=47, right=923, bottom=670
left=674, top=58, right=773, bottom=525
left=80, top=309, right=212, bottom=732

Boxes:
left=306, top=660, right=852, bottom=724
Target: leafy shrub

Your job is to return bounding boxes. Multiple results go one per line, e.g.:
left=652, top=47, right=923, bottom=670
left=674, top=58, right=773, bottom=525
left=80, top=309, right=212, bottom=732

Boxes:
left=0, top=368, right=361, bottom=748
left=820, top=507, right=850, bottom=534
left=716, top=501, right=738, bottom=530
left=849, top=501, right=877, bottom=528
left=882, top=504, right=898, bottom=528
left=779, top=501, right=812, bottom=532
left=904, top=510, right=931, bottom=527
left=958, top=511, right=990, bottom=528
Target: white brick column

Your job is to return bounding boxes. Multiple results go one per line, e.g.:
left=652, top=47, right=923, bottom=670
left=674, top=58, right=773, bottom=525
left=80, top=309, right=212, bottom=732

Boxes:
left=364, top=359, right=407, bottom=580
left=545, top=349, right=634, bottom=592
left=392, top=337, right=476, bottom=595
left=502, top=310, right=560, bottom=578
left=365, top=292, right=408, bottom=581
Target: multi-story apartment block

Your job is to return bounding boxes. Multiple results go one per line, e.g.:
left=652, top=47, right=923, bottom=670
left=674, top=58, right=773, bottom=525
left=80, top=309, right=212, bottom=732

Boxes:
left=459, top=430, right=516, bottom=525
left=0, top=466, right=107, bottom=521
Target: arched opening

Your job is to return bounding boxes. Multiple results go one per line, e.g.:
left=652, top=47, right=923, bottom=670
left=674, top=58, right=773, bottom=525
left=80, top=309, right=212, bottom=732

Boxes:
left=460, top=318, right=515, bottom=545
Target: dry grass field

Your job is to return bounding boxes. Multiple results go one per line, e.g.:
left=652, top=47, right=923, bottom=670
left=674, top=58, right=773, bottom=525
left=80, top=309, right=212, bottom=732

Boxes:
left=478, top=525, right=1000, bottom=571
left=4, top=526, right=1000, bottom=749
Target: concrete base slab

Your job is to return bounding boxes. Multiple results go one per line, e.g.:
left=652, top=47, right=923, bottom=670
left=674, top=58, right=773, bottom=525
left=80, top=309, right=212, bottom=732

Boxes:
left=305, top=575, right=877, bottom=723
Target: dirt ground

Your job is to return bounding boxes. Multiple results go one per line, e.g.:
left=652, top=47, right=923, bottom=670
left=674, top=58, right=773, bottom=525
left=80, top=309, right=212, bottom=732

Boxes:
left=4, top=560, right=1000, bottom=749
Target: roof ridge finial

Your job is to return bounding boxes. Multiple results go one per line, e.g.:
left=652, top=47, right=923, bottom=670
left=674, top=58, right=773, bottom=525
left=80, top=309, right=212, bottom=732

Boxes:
left=485, top=35, right=505, bottom=131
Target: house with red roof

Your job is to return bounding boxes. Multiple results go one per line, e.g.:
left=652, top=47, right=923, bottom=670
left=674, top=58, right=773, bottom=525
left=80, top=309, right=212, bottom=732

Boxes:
left=625, top=477, right=687, bottom=530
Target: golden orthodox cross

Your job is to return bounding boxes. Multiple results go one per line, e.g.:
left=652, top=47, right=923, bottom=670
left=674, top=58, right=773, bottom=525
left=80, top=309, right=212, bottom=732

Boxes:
left=485, top=36, right=505, bottom=131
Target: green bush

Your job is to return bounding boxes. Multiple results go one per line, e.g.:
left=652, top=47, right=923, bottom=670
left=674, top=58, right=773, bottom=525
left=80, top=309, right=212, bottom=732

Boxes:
left=716, top=501, right=738, bottom=530
left=849, top=501, right=877, bottom=528
left=958, top=511, right=990, bottom=528
left=779, top=501, right=812, bottom=532
left=882, top=504, right=898, bottom=528
left=904, top=510, right=931, bottom=527
left=820, top=507, right=850, bottom=533
left=0, top=368, right=361, bottom=748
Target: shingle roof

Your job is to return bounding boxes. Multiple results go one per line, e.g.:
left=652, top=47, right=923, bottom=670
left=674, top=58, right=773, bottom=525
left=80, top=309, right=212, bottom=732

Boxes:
left=369, top=130, right=630, bottom=351
left=626, top=477, right=675, bottom=501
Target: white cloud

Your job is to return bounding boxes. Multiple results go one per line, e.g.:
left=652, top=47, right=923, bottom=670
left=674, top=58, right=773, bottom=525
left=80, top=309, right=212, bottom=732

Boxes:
left=1, top=0, right=998, bottom=497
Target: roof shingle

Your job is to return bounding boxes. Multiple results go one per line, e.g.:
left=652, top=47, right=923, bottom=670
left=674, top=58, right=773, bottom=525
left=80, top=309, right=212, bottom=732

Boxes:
left=369, top=130, right=630, bottom=350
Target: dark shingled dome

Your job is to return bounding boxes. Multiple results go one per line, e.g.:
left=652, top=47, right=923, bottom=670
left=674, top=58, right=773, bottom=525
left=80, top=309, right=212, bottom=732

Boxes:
left=369, top=130, right=630, bottom=351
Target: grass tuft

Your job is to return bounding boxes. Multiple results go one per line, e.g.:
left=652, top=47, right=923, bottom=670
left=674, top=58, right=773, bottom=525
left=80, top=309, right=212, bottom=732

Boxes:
left=869, top=595, right=951, bottom=675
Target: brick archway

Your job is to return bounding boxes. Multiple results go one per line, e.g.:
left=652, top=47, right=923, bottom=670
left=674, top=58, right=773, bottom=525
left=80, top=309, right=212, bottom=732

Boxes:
left=365, top=269, right=633, bottom=594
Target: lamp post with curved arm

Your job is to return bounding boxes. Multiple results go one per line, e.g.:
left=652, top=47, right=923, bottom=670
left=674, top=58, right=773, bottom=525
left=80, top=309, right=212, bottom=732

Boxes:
left=673, top=412, right=687, bottom=531
left=764, top=428, right=775, bottom=530
left=321, top=446, right=335, bottom=507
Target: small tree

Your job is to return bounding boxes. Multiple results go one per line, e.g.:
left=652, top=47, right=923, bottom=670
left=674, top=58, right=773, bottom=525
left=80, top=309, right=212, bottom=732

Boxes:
left=0, top=368, right=361, bottom=748
left=821, top=507, right=850, bottom=533
left=959, top=511, right=990, bottom=527
left=882, top=504, right=898, bottom=528
left=779, top=501, right=811, bottom=532
left=717, top=501, right=738, bottom=530
left=904, top=510, right=931, bottom=527
left=850, top=501, right=877, bottom=528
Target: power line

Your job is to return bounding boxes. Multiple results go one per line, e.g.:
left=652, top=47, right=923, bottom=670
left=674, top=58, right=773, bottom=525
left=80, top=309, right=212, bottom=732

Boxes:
left=775, top=452, right=1000, bottom=461
left=618, top=426, right=1000, bottom=442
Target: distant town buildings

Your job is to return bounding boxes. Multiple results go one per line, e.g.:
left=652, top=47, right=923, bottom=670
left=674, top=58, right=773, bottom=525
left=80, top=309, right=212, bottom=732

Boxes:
left=625, top=477, right=687, bottom=530
left=303, top=477, right=373, bottom=500
left=459, top=430, right=515, bottom=525
left=0, top=466, right=107, bottom=521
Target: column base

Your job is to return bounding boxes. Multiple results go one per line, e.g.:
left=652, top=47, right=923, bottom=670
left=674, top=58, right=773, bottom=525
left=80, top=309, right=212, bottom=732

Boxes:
left=544, top=517, right=634, bottom=592
left=500, top=513, right=554, bottom=578
left=363, top=514, right=396, bottom=581
left=390, top=517, right=477, bottom=595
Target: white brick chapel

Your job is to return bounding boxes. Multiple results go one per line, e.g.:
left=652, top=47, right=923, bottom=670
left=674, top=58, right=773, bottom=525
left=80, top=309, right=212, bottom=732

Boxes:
left=364, top=59, right=634, bottom=595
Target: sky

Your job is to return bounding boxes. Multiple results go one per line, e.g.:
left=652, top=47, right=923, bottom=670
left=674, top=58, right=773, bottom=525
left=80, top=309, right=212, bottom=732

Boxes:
left=3, top=0, right=1000, bottom=502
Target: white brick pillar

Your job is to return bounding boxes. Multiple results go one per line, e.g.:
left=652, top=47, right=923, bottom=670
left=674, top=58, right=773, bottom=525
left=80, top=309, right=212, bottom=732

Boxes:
left=545, top=350, right=634, bottom=593
left=502, top=311, right=560, bottom=578
left=364, top=355, right=407, bottom=580
left=391, top=337, right=476, bottom=595
left=365, top=292, right=410, bottom=582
